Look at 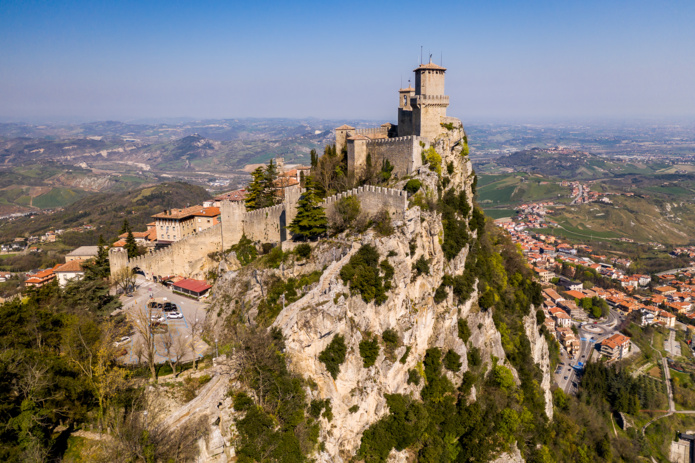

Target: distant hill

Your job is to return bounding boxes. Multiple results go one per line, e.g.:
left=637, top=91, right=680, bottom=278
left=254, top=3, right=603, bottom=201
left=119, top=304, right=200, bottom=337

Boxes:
left=0, top=164, right=155, bottom=215
left=494, top=148, right=656, bottom=179
left=0, top=119, right=338, bottom=172
left=0, top=182, right=211, bottom=244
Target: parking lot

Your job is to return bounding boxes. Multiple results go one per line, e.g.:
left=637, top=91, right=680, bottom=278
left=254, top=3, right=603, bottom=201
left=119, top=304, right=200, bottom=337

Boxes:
left=116, top=276, right=210, bottom=365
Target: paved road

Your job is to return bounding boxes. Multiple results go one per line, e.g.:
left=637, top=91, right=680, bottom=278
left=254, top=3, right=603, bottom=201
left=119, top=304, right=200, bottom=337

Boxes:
left=664, top=329, right=681, bottom=357
left=663, top=357, right=676, bottom=413
left=116, top=276, right=210, bottom=365
left=556, top=310, right=626, bottom=394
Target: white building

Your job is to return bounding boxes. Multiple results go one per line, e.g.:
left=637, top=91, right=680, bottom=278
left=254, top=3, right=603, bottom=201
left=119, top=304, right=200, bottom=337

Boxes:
left=54, top=260, right=85, bottom=287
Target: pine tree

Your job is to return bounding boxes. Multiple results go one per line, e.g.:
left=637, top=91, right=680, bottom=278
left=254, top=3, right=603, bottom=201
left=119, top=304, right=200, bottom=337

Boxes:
left=119, top=219, right=130, bottom=235
left=84, top=235, right=110, bottom=280
left=310, top=149, right=318, bottom=168
left=245, top=160, right=279, bottom=211
left=245, top=167, right=266, bottom=211
left=259, top=159, right=278, bottom=209
left=288, top=177, right=327, bottom=241
left=125, top=229, right=138, bottom=259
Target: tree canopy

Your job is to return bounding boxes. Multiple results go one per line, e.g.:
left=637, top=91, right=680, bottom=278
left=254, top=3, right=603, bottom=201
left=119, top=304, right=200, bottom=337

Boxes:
left=288, top=176, right=327, bottom=241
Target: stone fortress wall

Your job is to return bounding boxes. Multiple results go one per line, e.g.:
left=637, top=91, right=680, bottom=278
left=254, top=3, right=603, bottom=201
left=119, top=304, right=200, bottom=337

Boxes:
left=119, top=223, right=224, bottom=280
left=109, top=184, right=408, bottom=279
left=355, top=127, right=388, bottom=138
left=322, top=185, right=408, bottom=221
left=366, top=136, right=428, bottom=178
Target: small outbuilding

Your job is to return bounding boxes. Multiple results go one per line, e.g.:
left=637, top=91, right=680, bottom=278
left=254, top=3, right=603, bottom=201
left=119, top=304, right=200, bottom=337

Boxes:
left=171, top=278, right=211, bottom=299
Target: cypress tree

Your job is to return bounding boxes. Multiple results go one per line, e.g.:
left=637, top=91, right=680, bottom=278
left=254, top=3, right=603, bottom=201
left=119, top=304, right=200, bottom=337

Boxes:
left=288, top=176, right=327, bottom=241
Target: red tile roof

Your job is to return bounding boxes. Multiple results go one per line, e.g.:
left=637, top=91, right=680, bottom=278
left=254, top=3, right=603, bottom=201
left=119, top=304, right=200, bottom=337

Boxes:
left=55, top=260, right=84, bottom=273
left=172, top=278, right=211, bottom=294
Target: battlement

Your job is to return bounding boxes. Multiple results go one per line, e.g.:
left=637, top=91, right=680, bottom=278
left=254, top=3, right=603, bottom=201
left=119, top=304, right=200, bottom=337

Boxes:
left=356, top=127, right=388, bottom=138
left=413, top=95, right=450, bottom=106
left=323, top=185, right=407, bottom=205
left=322, top=184, right=408, bottom=221
left=244, top=203, right=285, bottom=219
left=367, top=135, right=424, bottom=146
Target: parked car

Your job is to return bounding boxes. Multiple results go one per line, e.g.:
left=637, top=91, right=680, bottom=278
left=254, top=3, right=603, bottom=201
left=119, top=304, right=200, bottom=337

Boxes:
left=114, top=336, right=131, bottom=346
left=150, top=315, right=166, bottom=323
left=167, top=311, right=184, bottom=320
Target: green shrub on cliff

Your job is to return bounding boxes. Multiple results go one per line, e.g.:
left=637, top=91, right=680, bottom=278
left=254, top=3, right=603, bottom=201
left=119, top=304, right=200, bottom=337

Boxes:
left=359, top=335, right=380, bottom=368
left=319, top=334, right=347, bottom=379
left=231, top=234, right=257, bottom=266
left=340, top=245, right=393, bottom=305
left=422, top=147, right=442, bottom=175
left=404, top=179, right=421, bottom=195
left=440, top=188, right=471, bottom=260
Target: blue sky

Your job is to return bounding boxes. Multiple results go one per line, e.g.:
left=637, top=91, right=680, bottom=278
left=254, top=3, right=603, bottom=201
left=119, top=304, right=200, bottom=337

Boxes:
left=1, top=0, right=694, bottom=122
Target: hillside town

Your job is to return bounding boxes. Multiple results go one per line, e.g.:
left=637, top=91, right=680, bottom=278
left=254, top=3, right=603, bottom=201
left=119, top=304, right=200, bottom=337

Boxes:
left=496, top=201, right=695, bottom=397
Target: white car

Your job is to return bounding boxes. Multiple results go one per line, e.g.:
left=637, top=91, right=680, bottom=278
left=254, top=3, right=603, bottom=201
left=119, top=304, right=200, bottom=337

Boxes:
left=150, top=315, right=166, bottom=323
left=114, top=336, right=131, bottom=346
left=167, top=311, right=184, bottom=320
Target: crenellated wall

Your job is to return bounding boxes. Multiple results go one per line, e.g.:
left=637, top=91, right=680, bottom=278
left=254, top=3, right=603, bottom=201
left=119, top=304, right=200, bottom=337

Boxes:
left=242, top=204, right=285, bottom=243
left=355, top=127, right=388, bottom=138
left=126, top=224, right=223, bottom=280
left=323, top=185, right=408, bottom=220
left=108, top=184, right=407, bottom=280
left=365, top=135, right=427, bottom=177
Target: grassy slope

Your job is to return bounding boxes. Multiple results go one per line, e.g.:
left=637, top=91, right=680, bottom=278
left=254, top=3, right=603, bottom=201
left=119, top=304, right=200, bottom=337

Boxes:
left=546, top=195, right=694, bottom=245
left=477, top=173, right=569, bottom=207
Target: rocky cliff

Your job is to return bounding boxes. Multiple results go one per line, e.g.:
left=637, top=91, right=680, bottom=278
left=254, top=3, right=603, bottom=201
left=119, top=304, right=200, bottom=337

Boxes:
left=202, top=122, right=553, bottom=462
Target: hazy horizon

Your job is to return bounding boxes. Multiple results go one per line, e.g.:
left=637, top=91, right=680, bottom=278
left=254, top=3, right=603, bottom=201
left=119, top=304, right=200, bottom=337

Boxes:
left=2, top=1, right=694, bottom=122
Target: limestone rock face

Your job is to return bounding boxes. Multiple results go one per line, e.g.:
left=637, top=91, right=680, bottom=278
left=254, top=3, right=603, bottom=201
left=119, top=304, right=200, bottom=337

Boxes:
left=489, top=443, right=525, bottom=463
left=523, top=311, right=554, bottom=420
left=202, top=121, right=548, bottom=462
left=273, top=204, right=520, bottom=462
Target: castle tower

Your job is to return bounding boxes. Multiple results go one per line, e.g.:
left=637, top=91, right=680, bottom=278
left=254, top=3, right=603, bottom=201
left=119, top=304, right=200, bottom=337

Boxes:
left=412, top=60, right=449, bottom=140
left=346, top=134, right=369, bottom=179
left=397, top=85, right=415, bottom=137
left=334, top=124, right=356, bottom=157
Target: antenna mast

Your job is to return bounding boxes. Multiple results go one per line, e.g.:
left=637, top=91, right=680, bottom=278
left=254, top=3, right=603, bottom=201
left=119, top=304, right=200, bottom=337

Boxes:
left=420, top=46, right=423, bottom=65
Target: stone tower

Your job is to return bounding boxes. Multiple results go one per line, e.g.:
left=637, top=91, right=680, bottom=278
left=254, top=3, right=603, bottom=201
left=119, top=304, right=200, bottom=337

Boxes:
left=411, top=60, right=449, bottom=140
left=334, top=124, right=356, bottom=157
left=397, top=85, right=415, bottom=137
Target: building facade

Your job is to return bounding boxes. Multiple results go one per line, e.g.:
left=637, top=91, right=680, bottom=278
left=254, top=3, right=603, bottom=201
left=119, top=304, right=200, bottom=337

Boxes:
left=152, top=206, right=221, bottom=242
